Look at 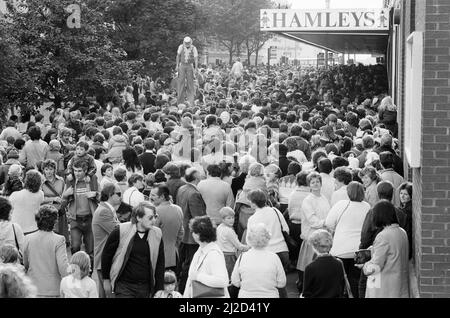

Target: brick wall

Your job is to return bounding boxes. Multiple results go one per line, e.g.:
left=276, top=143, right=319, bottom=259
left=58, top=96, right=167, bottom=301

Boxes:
left=419, top=0, right=450, bottom=298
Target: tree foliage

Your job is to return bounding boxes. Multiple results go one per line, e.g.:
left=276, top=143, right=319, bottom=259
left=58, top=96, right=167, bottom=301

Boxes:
left=106, top=0, right=207, bottom=79
left=0, top=0, right=140, bottom=115
left=203, top=0, right=275, bottom=65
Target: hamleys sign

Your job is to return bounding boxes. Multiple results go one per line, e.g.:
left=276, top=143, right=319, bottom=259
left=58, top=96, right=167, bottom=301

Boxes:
left=260, top=9, right=389, bottom=32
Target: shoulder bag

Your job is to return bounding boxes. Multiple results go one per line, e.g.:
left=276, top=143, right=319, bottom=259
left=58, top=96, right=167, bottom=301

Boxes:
left=273, top=208, right=299, bottom=250
left=12, top=224, right=24, bottom=264
left=337, top=257, right=354, bottom=298
left=192, top=251, right=225, bottom=298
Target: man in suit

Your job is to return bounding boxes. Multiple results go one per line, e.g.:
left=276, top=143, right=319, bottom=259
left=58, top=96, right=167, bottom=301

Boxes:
left=139, top=138, right=156, bottom=175
left=175, top=167, right=206, bottom=293
left=150, top=184, right=184, bottom=275
left=92, top=183, right=121, bottom=298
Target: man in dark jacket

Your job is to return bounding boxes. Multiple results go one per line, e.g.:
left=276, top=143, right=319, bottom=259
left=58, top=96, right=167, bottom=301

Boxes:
left=163, top=162, right=186, bottom=204
left=176, top=167, right=206, bottom=294
left=278, top=144, right=292, bottom=177
left=139, top=138, right=156, bottom=175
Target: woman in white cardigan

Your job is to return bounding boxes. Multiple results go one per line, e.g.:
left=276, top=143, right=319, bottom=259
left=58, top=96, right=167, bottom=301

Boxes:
left=296, top=172, right=330, bottom=292
left=325, top=181, right=370, bottom=298
left=231, top=223, right=286, bottom=298
left=183, top=216, right=229, bottom=298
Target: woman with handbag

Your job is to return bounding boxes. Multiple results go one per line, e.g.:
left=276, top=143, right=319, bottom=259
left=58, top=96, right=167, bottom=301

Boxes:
left=246, top=189, right=290, bottom=298
left=296, top=172, right=331, bottom=293
left=41, top=159, right=69, bottom=243
left=231, top=223, right=286, bottom=298
left=183, top=216, right=229, bottom=298
left=325, top=182, right=370, bottom=298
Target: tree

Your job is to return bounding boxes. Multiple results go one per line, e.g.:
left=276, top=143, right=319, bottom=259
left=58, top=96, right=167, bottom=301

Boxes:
left=203, top=0, right=275, bottom=65
left=106, top=0, right=207, bottom=79
left=0, top=0, right=139, bottom=117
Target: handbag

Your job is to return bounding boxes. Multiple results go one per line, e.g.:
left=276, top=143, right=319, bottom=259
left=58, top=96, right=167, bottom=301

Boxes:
left=192, top=252, right=225, bottom=298
left=273, top=208, right=299, bottom=250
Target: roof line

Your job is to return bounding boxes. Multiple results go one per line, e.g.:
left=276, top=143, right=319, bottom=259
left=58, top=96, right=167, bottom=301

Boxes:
left=278, top=32, right=341, bottom=54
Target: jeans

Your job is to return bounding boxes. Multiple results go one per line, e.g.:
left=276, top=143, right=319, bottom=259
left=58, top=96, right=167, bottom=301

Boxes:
left=177, top=63, right=195, bottom=106
left=70, top=215, right=94, bottom=263
left=337, top=257, right=361, bottom=298
left=178, top=243, right=199, bottom=294
left=115, top=280, right=150, bottom=298
left=276, top=251, right=290, bottom=298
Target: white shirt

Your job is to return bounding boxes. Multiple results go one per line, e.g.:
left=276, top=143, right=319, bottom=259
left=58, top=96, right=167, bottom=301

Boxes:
left=231, top=248, right=286, bottom=298
left=246, top=207, right=289, bottom=254
left=122, top=186, right=145, bottom=207
left=10, top=190, right=45, bottom=233
left=325, top=200, right=370, bottom=258
left=230, top=61, right=243, bottom=77
left=300, top=193, right=330, bottom=240
left=319, top=173, right=336, bottom=204
left=60, top=275, right=98, bottom=298
left=330, top=185, right=349, bottom=207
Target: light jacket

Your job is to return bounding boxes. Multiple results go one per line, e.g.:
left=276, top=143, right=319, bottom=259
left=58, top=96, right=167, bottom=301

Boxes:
left=110, top=222, right=162, bottom=290
left=106, top=134, right=128, bottom=163
left=63, top=178, right=99, bottom=221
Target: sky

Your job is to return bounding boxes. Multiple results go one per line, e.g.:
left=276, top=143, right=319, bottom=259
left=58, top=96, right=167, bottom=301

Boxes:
left=289, top=0, right=383, bottom=9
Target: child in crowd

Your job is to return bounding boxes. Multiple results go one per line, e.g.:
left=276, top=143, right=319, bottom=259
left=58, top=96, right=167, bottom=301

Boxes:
left=216, top=207, right=250, bottom=279
left=99, top=163, right=116, bottom=190
left=66, top=141, right=97, bottom=182
left=153, top=270, right=182, bottom=298
left=46, top=140, right=65, bottom=177
left=60, top=251, right=98, bottom=298
left=0, top=244, right=23, bottom=268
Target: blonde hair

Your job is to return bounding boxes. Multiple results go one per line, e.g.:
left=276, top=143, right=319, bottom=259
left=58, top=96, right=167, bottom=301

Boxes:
left=308, top=229, right=333, bottom=254
left=248, top=162, right=264, bottom=177
left=219, top=207, right=235, bottom=219
left=69, top=251, right=91, bottom=280
left=0, top=264, right=37, bottom=298
left=247, top=223, right=271, bottom=249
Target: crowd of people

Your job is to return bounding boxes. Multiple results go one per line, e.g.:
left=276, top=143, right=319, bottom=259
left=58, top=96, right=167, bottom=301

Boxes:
left=0, top=60, right=413, bottom=298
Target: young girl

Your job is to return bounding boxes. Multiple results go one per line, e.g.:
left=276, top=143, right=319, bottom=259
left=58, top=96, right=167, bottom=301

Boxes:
left=153, top=270, right=182, bottom=298
left=60, top=251, right=98, bottom=298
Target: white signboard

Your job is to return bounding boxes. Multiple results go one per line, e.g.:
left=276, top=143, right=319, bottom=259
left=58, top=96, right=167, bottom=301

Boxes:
left=260, top=9, right=389, bottom=32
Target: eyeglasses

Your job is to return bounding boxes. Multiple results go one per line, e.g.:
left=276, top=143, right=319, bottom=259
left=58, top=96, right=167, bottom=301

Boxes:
left=115, top=192, right=122, bottom=197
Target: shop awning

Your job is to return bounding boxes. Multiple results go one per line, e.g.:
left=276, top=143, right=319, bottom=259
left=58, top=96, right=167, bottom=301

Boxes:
left=261, top=8, right=390, bottom=54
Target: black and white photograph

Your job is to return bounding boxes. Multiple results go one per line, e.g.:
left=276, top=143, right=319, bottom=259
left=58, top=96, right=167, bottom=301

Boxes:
left=0, top=0, right=449, bottom=306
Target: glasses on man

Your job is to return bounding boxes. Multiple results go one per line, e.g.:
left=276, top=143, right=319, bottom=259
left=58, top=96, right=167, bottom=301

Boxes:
left=115, top=192, right=122, bottom=197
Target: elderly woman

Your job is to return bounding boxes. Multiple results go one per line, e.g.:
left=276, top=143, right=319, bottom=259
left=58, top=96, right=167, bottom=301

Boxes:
left=0, top=197, right=25, bottom=254
left=358, top=201, right=409, bottom=298
left=23, top=205, right=69, bottom=297
left=359, top=166, right=381, bottom=208
left=246, top=189, right=289, bottom=297
left=3, top=164, right=23, bottom=196
left=302, top=229, right=346, bottom=298
left=234, top=162, right=267, bottom=241
left=398, top=182, right=413, bottom=259
left=0, top=264, right=37, bottom=298
left=10, top=170, right=44, bottom=236
left=296, top=172, right=331, bottom=292
left=231, top=223, right=286, bottom=298
left=325, top=182, right=371, bottom=298
left=41, top=159, right=68, bottom=240
left=184, top=216, right=229, bottom=298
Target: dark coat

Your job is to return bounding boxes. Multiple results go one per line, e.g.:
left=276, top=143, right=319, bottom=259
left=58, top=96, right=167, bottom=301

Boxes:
left=176, top=183, right=206, bottom=245
left=139, top=152, right=156, bottom=175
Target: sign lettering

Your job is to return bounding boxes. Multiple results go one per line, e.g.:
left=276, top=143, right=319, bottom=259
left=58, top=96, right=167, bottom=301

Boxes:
left=261, top=9, right=389, bottom=32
